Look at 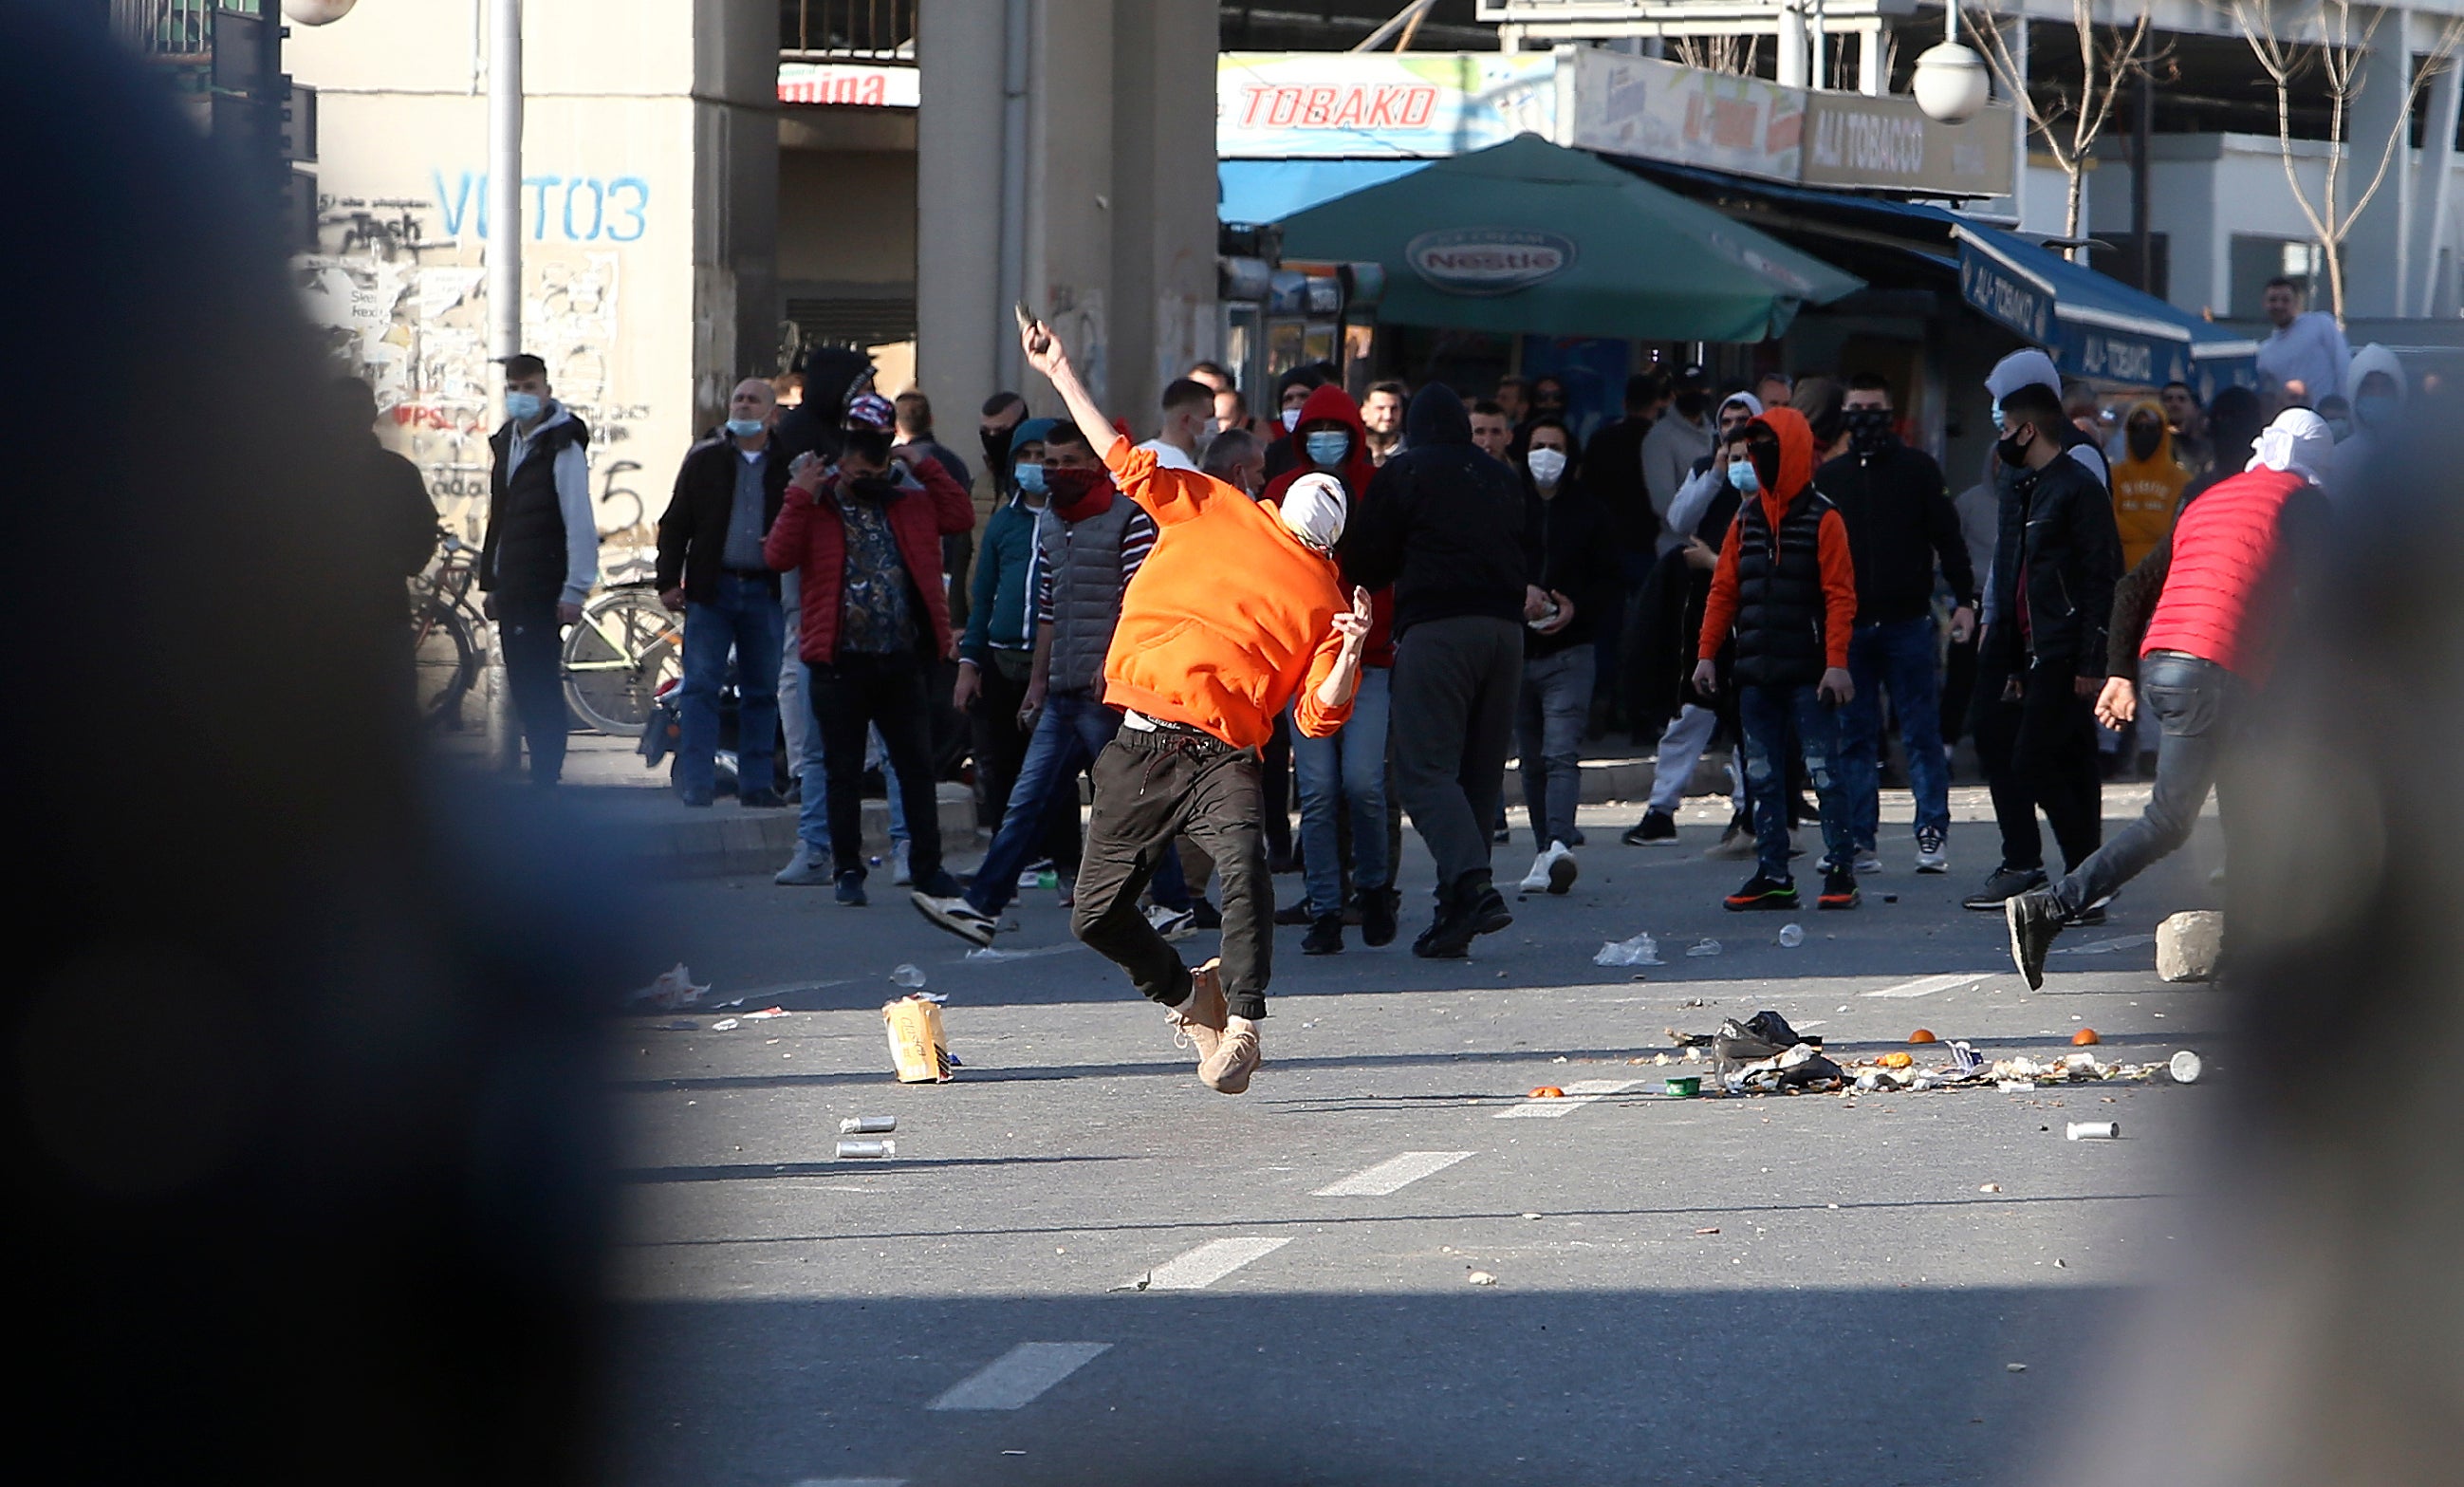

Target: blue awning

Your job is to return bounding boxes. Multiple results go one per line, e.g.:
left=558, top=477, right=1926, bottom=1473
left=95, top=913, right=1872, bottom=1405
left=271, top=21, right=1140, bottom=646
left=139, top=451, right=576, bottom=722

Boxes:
left=1954, top=221, right=2257, bottom=399
left=1218, top=158, right=1432, bottom=226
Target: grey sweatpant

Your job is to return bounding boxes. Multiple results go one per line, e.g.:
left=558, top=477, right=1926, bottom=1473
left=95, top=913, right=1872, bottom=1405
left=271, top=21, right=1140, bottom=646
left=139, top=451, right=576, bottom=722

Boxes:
left=1390, top=615, right=1523, bottom=901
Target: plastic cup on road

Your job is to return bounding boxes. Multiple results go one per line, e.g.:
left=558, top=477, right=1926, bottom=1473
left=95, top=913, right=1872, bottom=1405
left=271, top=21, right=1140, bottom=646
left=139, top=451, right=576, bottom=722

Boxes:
left=2168, top=1050, right=2203, bottom=1084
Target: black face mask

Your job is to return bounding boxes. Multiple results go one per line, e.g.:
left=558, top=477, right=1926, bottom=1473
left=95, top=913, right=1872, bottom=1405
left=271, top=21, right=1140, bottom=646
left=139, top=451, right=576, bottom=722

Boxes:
left=2126, top=422, right=2162, bottom=462
left=1843, top=406, right=1894, bottom=452
left=846, top=474, right=898, bottom=503
left=1673, top=390, right=1710, bottom=420
left=1994, top=428, right=2034, bottom=471
left=981, top=425, right=1017, bottom=474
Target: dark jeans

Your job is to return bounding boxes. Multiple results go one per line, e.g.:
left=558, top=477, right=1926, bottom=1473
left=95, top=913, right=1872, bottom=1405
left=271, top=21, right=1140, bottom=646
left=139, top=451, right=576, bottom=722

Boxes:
left=1073, top=726, right=1271, bottom=1021
left=1841, top=615, right=1949, bottom=846
left=1737, top=682, right=1853, bottom=881
left=1391, top=615, right=1524, bottom=900
left=494, top=592, right=567, bottom=785
left=969, top=692, right=1186, bottom=918
left=969, top=654, right=1035, bottom=830
left=1972, top=656, right=2103, bottom=874
left=676, top=572, right=783, bottom=795
left=1939, top=632, right=1980, bottom=747
left=2050, top=653, right=2239, bottom=916
left=1518, top=646, right=1594, bottom=849
left=809, top=649, right=943, bottom=881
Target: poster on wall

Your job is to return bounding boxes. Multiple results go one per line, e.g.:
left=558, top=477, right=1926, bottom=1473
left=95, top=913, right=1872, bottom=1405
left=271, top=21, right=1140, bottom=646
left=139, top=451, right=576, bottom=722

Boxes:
left=1561, top=48, right=1803, bottom=184
left=1217, top=51, right=1559, bottom=158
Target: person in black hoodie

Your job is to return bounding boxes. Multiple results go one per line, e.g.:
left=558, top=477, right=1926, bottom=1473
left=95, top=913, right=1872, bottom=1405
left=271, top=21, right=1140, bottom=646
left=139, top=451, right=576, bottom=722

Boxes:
left=1961, top=379, right=2123, bottom=912
left=1349, top=384, right=1528, bottom=957
left=1511, top=418, right=1621, bottom=895
left=1821, top=372, right=1976, bottom=877
left=773, top=344, right=875, bottom=467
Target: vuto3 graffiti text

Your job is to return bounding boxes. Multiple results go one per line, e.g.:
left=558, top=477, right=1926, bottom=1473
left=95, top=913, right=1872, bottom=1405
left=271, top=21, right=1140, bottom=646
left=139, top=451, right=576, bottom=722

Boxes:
left=433, top=169, right=649, bottom=243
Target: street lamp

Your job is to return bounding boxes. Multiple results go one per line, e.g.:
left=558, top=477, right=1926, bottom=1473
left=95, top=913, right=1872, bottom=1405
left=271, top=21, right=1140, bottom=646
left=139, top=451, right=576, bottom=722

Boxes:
left=1913, top=5, right=1991, bottom=123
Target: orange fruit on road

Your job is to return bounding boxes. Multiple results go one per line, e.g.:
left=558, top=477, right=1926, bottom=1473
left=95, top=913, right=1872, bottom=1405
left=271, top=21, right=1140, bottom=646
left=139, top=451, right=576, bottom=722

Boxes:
left=1528, top=1086, right=1565, bottom=1099
left=1908, top=1029, right=1937, bottom=1044
left=1880, top=1051, right=1915, bottom=1069
left=2072, top=1028, right=2102, bottom=1046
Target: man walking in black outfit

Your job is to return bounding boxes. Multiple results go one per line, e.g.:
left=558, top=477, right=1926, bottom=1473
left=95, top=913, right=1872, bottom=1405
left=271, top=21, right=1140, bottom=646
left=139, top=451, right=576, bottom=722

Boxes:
left=1962, top=381, right=2123, bottom=912
left=479, top=353, right=595, bottom=786
left=1350, top=385, right=1528, bottom=957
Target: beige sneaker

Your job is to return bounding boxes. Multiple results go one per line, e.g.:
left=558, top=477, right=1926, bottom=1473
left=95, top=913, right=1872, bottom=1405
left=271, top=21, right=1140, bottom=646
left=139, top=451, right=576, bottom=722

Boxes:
left=1199, top=1015, right=1261, bottom=1095
left=1166, top=957, right=1227, bottom=1064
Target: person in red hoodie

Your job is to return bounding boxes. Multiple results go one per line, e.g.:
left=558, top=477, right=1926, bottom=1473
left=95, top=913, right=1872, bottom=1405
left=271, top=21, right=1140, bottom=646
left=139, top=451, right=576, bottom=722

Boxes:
left=2005, top=408, right=2332, bottom=987
left=762, top=393, right=975, bottom=906
left=1691, top=406, right=1863, bottom=912
left=1268, top=382, right=1399, bottom=955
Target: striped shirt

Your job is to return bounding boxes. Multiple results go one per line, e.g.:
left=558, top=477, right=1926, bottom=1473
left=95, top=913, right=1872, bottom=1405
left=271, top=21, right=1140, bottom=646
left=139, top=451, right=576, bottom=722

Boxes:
left=1030, top=507, right=1158, bottom=623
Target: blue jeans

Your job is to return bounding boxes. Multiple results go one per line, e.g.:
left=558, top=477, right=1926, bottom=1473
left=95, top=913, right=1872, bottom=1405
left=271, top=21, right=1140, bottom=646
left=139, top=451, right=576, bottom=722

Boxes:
left=779, top=576, right=828, bottom=853
left=1840, top=615, right=1949, bottom=847
left=868, top=727, right=908, bottom=845
left=1292, top=665, right=1393, bottom=917
left=676, top=572, right=784, bottom=796
left=1517, top=647, right=1594, bottom=849
left=1737, top=682, right=1853, bottom=882
left=966, top=692, right=1187, bottom=917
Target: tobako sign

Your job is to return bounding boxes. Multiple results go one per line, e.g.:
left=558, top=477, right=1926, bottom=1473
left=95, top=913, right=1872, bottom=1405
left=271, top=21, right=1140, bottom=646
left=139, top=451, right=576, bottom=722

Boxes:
left=1407, top=228, right=1578, bottom=296
left=1235, top=84, right=1442, bottom=131
left=1218, top=52, right=1557, bottom=158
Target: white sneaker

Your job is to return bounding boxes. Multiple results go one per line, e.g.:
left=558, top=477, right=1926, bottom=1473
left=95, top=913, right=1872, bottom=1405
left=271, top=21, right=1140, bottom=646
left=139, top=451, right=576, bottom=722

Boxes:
left=1544, top=841, right=1578, bottom=895
left=774, top=844, right=832, bottom=886
left=1853, top=848, right=1882, bottom=875
left=910, top=891, right=996, bottom=948
left=1146, top=903, right=1196, bottom=940
left=1517, top=849, right=1553, bottom=893
left=891, top=840, right=913, bottom=886
left=1915, top=828, right=1949, bottom=874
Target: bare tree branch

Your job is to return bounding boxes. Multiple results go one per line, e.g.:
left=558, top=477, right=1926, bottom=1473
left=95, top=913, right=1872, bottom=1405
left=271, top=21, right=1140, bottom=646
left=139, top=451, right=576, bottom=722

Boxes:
left=1964, top=0, right=2160, bottom=254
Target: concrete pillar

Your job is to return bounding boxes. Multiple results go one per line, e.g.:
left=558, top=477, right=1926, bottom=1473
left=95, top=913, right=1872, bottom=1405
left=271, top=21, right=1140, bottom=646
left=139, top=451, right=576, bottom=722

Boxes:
left=2342, top=5, right=2413, bottom=319
left=1776, top=0, right=1809, bottom=87
left=695, top=0, right=779, bottom=422
left=2409, top=48, right=2458, bottom=317
left=1108, top=0, right=1217, bottom=429
left=1858, top=24, right=1884, bottom=96
left=917, top=0, right=1006, bottom=405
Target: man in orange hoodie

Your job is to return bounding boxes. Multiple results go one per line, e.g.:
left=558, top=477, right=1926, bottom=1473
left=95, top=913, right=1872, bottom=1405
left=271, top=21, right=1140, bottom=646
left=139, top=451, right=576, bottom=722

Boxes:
left=1691, top=407, right=1863, bottom=912
left=991, top=318, right=1371, bottom=1095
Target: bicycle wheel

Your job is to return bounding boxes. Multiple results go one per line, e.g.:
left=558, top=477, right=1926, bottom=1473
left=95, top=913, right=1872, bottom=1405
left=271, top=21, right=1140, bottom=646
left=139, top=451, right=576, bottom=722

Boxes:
left=410, top=595, right=478, bottom=729
left=562, top=588, right=680, bottom=736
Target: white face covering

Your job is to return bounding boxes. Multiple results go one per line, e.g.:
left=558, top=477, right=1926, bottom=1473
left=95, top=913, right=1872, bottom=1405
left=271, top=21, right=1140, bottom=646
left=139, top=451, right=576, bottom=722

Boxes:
left=1526, top=447, right=1568, bottom=486
left=1281, top=407, right=1303, bottom=432
left=2246, top=408, right=2334, bottom=485
left=1279, top=473, right=1347, bottom=553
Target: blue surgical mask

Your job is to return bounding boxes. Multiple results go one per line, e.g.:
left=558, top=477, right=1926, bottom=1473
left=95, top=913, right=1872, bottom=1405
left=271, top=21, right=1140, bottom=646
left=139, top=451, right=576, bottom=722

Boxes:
left=2355, top=392, right=2399, bottom=430
left=506, top=391, right=544, bottom=422
left=1012, top=462, right=1047, bottom=495
left=1304, top=430, right=1351, bottom=467
left=724, top=418, right=765, bottom=437
left=1727, top=459, right=1759, bottom=493
left=1990, top=399, right=2006, bottom=436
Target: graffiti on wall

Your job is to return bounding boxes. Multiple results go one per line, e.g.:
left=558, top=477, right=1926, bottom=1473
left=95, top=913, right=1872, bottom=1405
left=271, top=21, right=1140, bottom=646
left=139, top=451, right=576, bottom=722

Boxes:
left=294, top=170, right=662, bottom=557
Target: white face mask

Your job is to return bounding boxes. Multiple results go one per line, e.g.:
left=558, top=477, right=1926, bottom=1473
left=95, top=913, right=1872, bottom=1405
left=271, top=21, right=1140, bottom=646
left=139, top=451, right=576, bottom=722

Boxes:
left=1279, top=473, right=1347, bottom=553
left=1526, top=447, right=1568, bottom=486
left=1281, top=407, right=1303, bottom=432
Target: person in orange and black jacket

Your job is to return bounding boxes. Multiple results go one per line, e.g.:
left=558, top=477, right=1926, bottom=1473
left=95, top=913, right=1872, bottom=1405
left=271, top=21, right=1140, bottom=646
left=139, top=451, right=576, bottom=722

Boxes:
left=1690, top=406, right=1863, bottom=914
left=1268, top=382, right=1400, bottom=956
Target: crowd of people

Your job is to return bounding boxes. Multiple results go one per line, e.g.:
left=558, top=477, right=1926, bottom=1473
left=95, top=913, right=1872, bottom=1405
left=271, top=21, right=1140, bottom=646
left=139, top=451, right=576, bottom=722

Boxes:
left=455, top=274, right=2378, bottom=1092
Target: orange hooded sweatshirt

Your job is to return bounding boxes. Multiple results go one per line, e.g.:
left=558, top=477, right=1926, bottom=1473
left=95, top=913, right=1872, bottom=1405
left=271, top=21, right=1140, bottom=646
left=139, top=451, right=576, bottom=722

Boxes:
left=1099, top=437, right=1356, bottom=749
left=2110, top=398, right=2188, bottom=570
left=1696, top=405, right=1858, bottom=669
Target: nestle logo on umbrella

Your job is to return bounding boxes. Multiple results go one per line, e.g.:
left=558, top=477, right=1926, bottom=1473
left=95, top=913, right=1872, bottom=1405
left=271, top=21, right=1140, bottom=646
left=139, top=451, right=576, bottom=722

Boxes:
left=1406, top=229, right=1578, bottom=296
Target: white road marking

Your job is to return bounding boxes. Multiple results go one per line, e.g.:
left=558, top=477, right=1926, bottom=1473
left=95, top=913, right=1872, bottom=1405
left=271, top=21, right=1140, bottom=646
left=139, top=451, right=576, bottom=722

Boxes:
left=1494, top=1078, right=1641, bottom=1119
left=1143, top=1236, right=1290, bottom=1291
left=1863, top=972, right=1992, bottom=999
left=1314, top=1150, right=1475, bottom=1196
left=955, top=941, right=1087, bottom=964
left=2051, top=933, right=2158, bottom=957
left=927, top=1342, right=1112, bottom=1411
left=792, top=1479, right=907, bottom=1486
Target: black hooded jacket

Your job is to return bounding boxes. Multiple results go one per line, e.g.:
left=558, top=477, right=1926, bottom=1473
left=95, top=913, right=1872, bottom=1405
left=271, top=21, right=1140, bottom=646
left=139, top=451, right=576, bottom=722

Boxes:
left=1349, top=384, right=1527, bottom=637
left=773, top=345, right=874, bottom=467
left=1817, top=436, right=1975, bottom=624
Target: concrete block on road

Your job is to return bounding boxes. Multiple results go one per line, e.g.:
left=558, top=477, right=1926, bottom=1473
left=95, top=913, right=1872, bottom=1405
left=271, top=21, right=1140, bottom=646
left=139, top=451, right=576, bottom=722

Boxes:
left=2157, top=910, right=2225, bottom=982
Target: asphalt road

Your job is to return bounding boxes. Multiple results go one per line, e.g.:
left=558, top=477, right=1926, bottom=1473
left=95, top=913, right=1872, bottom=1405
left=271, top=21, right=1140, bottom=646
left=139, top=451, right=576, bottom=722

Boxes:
left=602, top=786, right=2228, bottom=1487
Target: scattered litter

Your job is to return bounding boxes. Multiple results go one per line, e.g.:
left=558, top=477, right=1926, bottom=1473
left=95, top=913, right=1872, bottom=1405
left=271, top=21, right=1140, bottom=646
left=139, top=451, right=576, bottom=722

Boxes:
left=744, top=1006, right=791, bottom=1020
left=708, top=1017, right=742, bottom=1032
left=1663, top=1076, right=1701, bottom=1098
left=1551, top=1055, right=1569, bottom=1064
left=1978, top=1183, right=2002, bottom=1193
left=1593, top=932, right=1663, bottom=967
left=1880, top=1051, right=1914, bottom=1069
left=1908, top=1028, right=1938, bottom=1044
left=1695, top=1227, right=1721, bottom=1236
left=628, top=962, right=708, bottom=1011
left=1777, top=923, right=1806, bottom=948
left=2169, top=1050, right=2204, bottom=1084
left=1685, top=938, right=1723, bottom=957
left=890, top=963, right=929, bottom=989
left=883, top=994, right=954, bottom=1083
left=1523, top=1212, right=1544, bottom=1221
left=2066, top=1122, right=2120, bottom=1141
left=965, top=946, right=1031, bottom=961
left=1002, top=1449, right=1027, bottom=1456
left=2071, top=1027, right=2101, bottom=1046
left=1998, top=1080, right=2037, bottom=1092
left=1881, top=893, right=1899, bottom=903
left=1467, top=1271, right=1499, bottom=1286
left=2007, top=1363, right=2028, bottom=1373
left=840, top=1116, right=897, bottom=1135
left=836, top=1139, right=897, bottom=1159
left=1528, top=1086, right=1565, bottom=1099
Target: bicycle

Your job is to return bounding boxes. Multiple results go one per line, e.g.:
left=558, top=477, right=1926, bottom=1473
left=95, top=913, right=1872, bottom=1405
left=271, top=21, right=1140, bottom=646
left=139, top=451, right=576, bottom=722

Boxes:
left=561, top=572, right=682, bottom=737
left=408, top=530, right=484, bottom=729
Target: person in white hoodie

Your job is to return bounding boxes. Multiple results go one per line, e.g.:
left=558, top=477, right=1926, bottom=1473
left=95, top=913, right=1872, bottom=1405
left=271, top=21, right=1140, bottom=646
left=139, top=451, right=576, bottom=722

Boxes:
left=2323, top=344, right=2406, bottom=504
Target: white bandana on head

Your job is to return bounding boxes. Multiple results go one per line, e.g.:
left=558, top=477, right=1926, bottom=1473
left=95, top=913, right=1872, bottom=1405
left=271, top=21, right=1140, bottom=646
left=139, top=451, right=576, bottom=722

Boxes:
left=2246, top=408, right=2334, bottom=485
left=1279, top=473, right=1347, bottom=553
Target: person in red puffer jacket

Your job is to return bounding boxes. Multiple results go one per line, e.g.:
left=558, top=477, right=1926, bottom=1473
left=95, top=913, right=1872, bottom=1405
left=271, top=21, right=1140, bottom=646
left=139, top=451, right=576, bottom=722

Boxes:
left=1265, top=382, right=1400, bottom=954
left=763, top=393, right=975, bottom=905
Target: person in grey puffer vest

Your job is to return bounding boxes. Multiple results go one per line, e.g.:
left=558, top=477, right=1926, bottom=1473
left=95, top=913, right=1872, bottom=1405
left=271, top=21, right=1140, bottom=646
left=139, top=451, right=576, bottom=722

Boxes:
left=920, top=420, right=1191, bottom=930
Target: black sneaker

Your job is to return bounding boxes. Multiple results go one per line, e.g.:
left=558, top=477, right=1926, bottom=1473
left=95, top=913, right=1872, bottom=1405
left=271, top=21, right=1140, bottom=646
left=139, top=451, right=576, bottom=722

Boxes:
left=1360, top=886, right=1399, bottom=948
left=1189, top=897, right=1222, bottom=931
left=1817, top=865, right=1860, bottom=910
left=1413, top=877, right=1513, bottom=958
left=738, top=787, right=786, bottom=809
left=1724, top=872, right=1800, bottom=911
left=1302, top=914, right=1344, bottom=956
left=2064, top=897, right=2108, bottom=928
left=2007, top=888, right=2066, bottom=989
left=1273, top=900, right=1315, bottom=926
left=1961, top=864, right=2047, bottom=911
left=1622, top=809, right=1678, bottom=846
left=834, top=869, right=868, bottom=907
